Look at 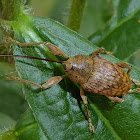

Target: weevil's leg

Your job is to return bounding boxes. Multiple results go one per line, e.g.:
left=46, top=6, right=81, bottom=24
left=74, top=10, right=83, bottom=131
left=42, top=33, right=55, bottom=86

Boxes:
left=3, top=36, right=46, bottom=47
left=128, top=88, right=140, bottom=94
left=91, top=47, right=113, bottom=58
left=5, top=73, right=67, bottom=89
left=46, top=43, right=69, bottom=58
left=131, top=78, right=140, bottom=86
left=106, top=95, right=125, bottom=103
left=42, top=75, right=67, bottom=89
left=116, top=62, right=132, bottom=74
left=6, top=74, right=42, bottom=88
left=80, top=87, right=95, bottom=133
left=4, top=36, right=69, bottom=58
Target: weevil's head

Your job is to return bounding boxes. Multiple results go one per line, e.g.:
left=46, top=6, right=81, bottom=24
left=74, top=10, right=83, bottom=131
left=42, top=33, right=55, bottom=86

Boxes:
left=62, top=57, right=73, bottom=72
left=62, top=55, right=93, bottom=84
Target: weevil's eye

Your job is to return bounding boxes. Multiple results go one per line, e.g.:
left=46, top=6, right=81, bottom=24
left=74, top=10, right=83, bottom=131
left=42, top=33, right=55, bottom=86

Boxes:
left=62, top=64, right=66, bottom=70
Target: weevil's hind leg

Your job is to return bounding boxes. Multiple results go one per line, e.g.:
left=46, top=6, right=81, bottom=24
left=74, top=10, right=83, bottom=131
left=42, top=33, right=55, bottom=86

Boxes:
left=116, top=62, right=132, bottom=74
left=4, top=36, right=69, bottom=58
left=42, top=75, right=67, bottom=89
left=131, top=78, right=140, bottom=86
left=91, top=47, right=113, bottom=58
left=80, top=87, right=95, bottom=133
left=128, top=78, right=140, bottom=93
left=106, top=95, right=125, bottom=103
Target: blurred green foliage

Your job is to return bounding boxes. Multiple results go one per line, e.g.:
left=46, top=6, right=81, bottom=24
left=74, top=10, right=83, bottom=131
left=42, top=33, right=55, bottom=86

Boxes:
left=27, top=0, right=112, bottom=38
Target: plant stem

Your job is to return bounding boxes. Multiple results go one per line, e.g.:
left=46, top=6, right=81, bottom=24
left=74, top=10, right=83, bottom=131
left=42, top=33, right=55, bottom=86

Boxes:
left=67, top=0, right=86, bottom=33
left=0, top=0, right=23, bottom=20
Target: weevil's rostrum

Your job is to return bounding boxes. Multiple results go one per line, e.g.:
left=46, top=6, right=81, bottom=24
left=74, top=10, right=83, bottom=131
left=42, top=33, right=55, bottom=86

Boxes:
left=2, top=37, right=140, bottom=134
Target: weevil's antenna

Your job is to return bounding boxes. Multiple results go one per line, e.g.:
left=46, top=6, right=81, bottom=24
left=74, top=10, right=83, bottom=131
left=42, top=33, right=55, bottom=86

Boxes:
left=0, top=55, right=63, bottom=64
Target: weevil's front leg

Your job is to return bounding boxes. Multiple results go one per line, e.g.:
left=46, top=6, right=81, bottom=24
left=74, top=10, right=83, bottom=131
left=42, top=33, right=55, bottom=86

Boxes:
left=116, top=62, right=132, bottom=74
left=91, top=47, right=112, bottom=58
left=4, top=36, right=69, bottom=58
left=106, top=95, right=125, bottom=103
left=6, top=74, right=42, bottom=88
left=6, top=73, right=67, bottom=89
left=80, top=87, right=95, bottom=133
left=46, top=43, right=69, bottom=58
left=42, top=75, right=67, bottom=89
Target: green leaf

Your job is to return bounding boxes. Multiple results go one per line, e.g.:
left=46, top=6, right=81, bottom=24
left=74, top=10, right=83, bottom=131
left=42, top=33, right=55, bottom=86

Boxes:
left=0, top=62, right=28, bottom=120
left=9, top=15, right=140, bottom=139
left=89, top=0, right=140, bottom=60
left=14, top=109, right=47, bottom=140
left=80, top=0, right=113, bottom=38
left=0, top=112, right=16, bottom=139
left=0, top=109, right=47, bottom=140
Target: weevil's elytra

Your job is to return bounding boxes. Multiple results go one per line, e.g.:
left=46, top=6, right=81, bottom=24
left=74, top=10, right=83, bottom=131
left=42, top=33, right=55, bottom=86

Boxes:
left=83, top=56, right=132, bottom=96
left=1, top=36, right=140, bottom=134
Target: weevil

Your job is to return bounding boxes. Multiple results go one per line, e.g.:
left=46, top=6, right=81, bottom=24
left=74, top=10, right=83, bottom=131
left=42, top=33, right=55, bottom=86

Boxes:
left=1, top=36, right=140, bottom=133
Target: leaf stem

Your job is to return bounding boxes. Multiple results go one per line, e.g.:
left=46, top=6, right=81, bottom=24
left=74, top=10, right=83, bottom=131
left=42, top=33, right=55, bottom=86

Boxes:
left=67, top=0, right=86, bottom=33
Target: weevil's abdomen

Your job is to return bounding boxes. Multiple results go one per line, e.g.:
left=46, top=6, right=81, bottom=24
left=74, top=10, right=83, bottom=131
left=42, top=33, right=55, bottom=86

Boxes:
left=83, top=56, right=132, bottom=96
left=63, top=55, right=93, bottom=84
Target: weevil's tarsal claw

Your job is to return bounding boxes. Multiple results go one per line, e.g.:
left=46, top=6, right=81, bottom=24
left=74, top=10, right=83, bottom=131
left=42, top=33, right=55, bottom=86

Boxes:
left=128, top=78, right=140, bottom=94
left=80, top=87, right=95, bottom=134
left=3, top=36, right=17, bottom=44
left=106, top=96, right=125, bottom=103
left=88, top=118, right=95, bottom=134
left=128, top=88, right=140, bottom=94
left=91, top=47, right=113, bottom=59
left=103, top=49, right=113, bottom=55
left=131, top=78, right=140, bottom=86
left=100, top=47, right=113, bottom=55
left=41, top=75, right=67, bottom=89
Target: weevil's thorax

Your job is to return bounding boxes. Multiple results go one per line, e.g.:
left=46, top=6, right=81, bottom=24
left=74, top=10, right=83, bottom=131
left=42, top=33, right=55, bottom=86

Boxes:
left=63, top=55, right=93, bottom=84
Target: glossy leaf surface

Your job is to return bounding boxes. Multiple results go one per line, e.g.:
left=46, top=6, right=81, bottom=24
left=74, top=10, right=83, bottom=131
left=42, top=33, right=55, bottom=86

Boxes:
left=9, top=15, right=140, bottom=139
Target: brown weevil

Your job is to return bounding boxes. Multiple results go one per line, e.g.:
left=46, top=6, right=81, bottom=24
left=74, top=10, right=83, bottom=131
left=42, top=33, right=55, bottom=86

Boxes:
left=1, top=36, right=140, bottom=133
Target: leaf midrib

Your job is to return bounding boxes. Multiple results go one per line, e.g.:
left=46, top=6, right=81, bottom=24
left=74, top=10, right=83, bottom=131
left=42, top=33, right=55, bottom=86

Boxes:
left=89, top=99, right=121, bottom=140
